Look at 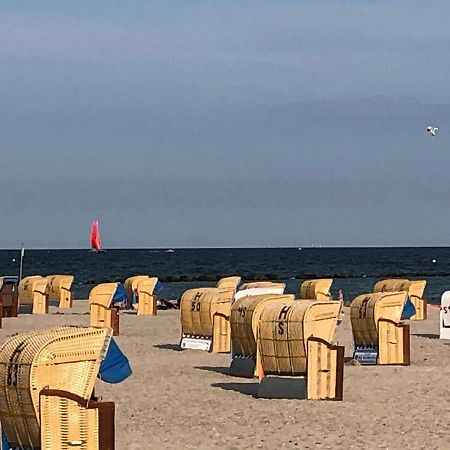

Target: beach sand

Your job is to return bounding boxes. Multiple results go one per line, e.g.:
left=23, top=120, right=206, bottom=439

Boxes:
left=0, top=302, right=445, bottom=449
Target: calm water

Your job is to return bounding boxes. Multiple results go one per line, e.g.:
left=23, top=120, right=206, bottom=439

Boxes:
left=0, top=247, right=448, bottom=303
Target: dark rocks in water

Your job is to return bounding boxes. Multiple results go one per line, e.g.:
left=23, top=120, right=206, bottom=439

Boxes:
left=244, top=273, right=279, bottom=281
left=294, top=273, right=318, bottom=280
left=164, top=275, right=181, bottom=282
left=179, top=275, right=194, bottom=282
left=197, top=274, right=220, bottom=282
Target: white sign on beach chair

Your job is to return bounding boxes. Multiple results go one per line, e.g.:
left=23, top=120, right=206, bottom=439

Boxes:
left=440, top=291, right=450, bottom=340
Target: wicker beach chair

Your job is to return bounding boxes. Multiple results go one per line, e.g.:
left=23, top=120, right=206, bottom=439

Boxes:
left=0, top=276, right=19, bottom=319
left=229, top=294, right=295, bottom=377
left=18, top=275, right=49, bottom=314
left=89, top=283, right=120, bottom=336
left=216, top=276, right=241, bottom=290
left=46, top=274, right=74, bottom=309
left=299, top=278, right=333, bottom=301
left=257, top=300, right=344, bottom=400
left=0, top=326, right=116, bottom=450
left=234, top=282, right=286, bottom=301
left=136, top=277, right=159, bottom=316
left=351, top=292, right=409, bottom=365
left=124, top=275, right=150, bottom=303
left=373, top=279, right=427, bottom=321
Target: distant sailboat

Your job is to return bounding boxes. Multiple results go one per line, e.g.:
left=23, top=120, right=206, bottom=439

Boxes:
left=90, top=221, right=105, bottom=253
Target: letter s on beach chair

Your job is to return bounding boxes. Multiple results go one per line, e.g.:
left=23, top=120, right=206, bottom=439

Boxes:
left=89, top=283, right=120, bottom=335
left=351, top=292, right=409, bottom=365
left=257, top=300, right=344, bottom=400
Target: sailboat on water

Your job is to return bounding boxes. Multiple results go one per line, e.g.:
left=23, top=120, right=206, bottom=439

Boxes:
left=90, top=220, right=105, bottom=253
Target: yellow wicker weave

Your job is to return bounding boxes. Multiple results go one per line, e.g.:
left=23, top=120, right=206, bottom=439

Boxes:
left=89, top=283, right=118, bottom=329
left=231, top=294, right=295, bottom=358
left=258, top=300, right=341, bottom=376
left=18, top=275, right=49, bottom=313
left=373, top=278, right=427, bottom=321
left=299, top=279, right=333, bottom=301
left=46, top=274, right=74, bottom=308
left=180, top=287, right=235, bottom=352
left=0, top=326, right=111, bottom=449
left=216, top=276, right=241, bottom=290
left=136, top=277, right=158, bottom=316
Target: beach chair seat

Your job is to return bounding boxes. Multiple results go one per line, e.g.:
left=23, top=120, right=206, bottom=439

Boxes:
left=234, top=282, right=286, bottom=301
left=351, top=292, right=409, bottom=365
left=299, top=278, right=333, bottom=301
left=373, top=279, right=427, bottom=321
left=180, top=287, right=235, bottom=352
left=18, top=275, right=49, bottom=314
left=46, top=274, right=74, bottom=308
left=230, top=293, right=295, bottom=377
left=124, top=275, right=150, bottom=308
left=257, top=300, right=343, bottom=400
left=0, top=326, right=131, bottom=450
left=89, top=283, right=120, bottom=336
left=0, top=277, right=19, bottom=319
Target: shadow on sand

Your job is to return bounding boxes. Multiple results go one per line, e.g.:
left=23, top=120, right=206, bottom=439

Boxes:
left=211, top=382, right=258, bottom=397
left=153, top=343, right=183, bottom=351
left=195, top=365, right=230, bottom=375
left=413, top=333, right=440, bottom=340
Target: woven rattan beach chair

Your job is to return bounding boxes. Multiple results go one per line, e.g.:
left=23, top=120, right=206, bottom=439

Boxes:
left=46, top=274, right=74, bottom=308
left=373, top=279, right=427, bottom=321
left=0, top=326, right=115, bottom=450
left=18, top=275, right=49, bottom=314
left=124, top=275, right=150, bottom=305
left=136, top=277, right=158, bottom=316
left=216, top=276, right=241, bottom=290
left=299, top=278, right=333, bottom=301
left=351, top=292, right=409, bottom=365
left=229, top=294, right=295, bottom=377
left=256, top=300, right=344, bottom=400
left=89, top=283, right=120, bottom=336
left=0, top=276, right=19, bottom=318
left=180, top=287, right=235, bottom=352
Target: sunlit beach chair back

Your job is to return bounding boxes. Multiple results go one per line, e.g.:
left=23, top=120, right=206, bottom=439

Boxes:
left=350, top=292, right=409, bottom=365
left=89, top=283, right=119, bottom=335
left=18, top=275, right=49, bottom=314
left=124, top=275, right=150, bottom=301
left=216, top=276, right=241, bottom=290
left=0, top=276, right=19, bottom=318
left=136, top=277, right=159, bottom=316
left=373, top=278, right=427, bottom=320
left=180, top=287, right=235, bottom=352
left=46, top=274, right=74, bottom=308
left=230, top=294, right=294, bottom=377
left=0, top=326, right=112, bottom=450
left=234, top=282, right=286, bottom=301
left=257, top=300, right=343, bottom=400
left=300, top=278, right=333, bottom=301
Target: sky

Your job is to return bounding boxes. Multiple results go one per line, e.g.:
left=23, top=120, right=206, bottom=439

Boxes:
left=1, top=0, right=450, bottom=248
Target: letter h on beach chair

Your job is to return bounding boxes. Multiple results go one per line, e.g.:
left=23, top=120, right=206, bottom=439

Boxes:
left=256, top=300, right=344, bottom=400
left=351, top=292, right=410, bottom=365
left=89, top=283, right=120, bottom=336
left=0, top=326, right=131, bottom=450
left=18, top=275, right=49, bottom=314
left=229, top=294, right=295, bottom=377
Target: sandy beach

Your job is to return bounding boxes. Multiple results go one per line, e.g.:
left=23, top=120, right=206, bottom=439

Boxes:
left=0, top=302, right=445, bottom=450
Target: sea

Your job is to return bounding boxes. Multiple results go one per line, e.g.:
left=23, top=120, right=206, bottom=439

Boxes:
left=0, top=247, right=448, bottom=304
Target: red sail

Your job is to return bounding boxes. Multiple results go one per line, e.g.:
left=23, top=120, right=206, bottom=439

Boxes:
left=90, top=221, right=102, bottom=251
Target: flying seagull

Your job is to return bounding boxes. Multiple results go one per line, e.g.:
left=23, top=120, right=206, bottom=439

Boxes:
left=427, top=125, right=438, bottom=136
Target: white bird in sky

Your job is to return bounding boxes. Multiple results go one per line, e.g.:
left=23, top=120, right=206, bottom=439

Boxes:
left=426, top=125, right=438, bottom=136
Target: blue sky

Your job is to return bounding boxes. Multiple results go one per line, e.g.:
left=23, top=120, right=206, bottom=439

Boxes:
left=1, top=1, right=450, bottom=248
